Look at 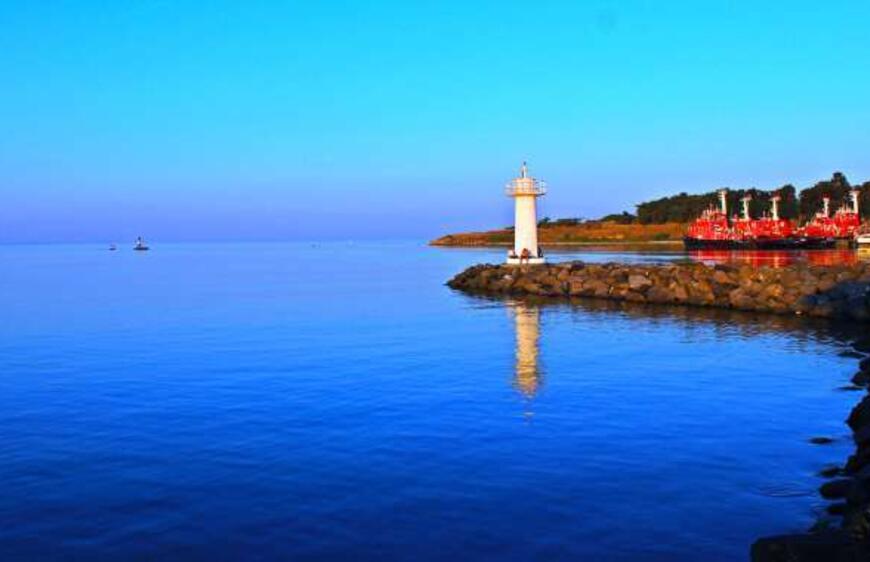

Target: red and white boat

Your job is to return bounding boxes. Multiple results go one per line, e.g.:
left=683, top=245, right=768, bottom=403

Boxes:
left=684, top=189, right=838, bottom=250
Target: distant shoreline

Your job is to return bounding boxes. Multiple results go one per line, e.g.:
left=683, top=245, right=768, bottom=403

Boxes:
left=429, top=221, right=687, bottom=247
left=432, top=240, right=684, bottom=249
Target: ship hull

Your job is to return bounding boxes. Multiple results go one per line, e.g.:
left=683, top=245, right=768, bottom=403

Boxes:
left=683, top=237, right=836, bottom=250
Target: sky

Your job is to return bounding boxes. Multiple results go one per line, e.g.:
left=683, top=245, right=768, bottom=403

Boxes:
left=1, top=0, right=869, bottom=243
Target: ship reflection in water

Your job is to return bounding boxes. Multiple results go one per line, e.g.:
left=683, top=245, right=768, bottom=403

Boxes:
left=688, top=248, right=864, bottom=268
left=509, top=302, right=543, bottom=404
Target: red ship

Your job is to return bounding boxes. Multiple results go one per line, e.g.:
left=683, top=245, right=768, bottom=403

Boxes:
left=801, top=194, right=861, bottom=240
left=684, top=189, right=861, bottom=250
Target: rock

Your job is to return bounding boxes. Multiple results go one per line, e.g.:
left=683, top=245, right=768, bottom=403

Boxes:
left=580, top=279, right=608, bottom=298
left=646, top=285, right=673, bottom=303
left=838, top=385, right=864, bottom=392
left=852, top=338, right=870, bottom=354
left=843, top=507, right=870, bottom=543
left=750, top=532, right=863, bottom=562
left=446, top=261, right=870, bottom=323
left=826, top=502, right=849, bottom=515
left=819, top=465, right=843, bottom=478
left=846, top=476, right=870, bottom=505
left=845, top=442, right=870, bottom=474
left=624, top=290, right=646, bottom=303
left=712, top=269, right=736, bottom=285
left=851, top=371, right=870, bottom=386
left=820, top=478, right=853, bottom=499
left=854, top=425, right=870, bottom=447
left=847, top=396, right=870, bottom=432
left=567, top=280, right=585, bottom=296
left=628, top=274, right=652, bottom=291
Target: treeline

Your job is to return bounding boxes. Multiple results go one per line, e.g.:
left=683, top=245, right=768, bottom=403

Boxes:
left=583, top=172, right=870, bottom=224
left=635, top=186, right=800, bottom=223
left=798, top=172, right=870, bottom=220
left=632, top=172, right=870, bottom=224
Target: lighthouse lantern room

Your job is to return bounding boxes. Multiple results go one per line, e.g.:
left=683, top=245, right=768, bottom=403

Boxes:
left=505, top=162, right=547, bottom=265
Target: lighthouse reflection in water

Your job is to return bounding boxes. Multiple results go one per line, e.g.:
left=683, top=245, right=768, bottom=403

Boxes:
left=510, top=302, right=543, bottom=405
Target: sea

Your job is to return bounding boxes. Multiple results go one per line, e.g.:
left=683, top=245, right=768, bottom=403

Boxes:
left=0, top=242, right=866, bottom=561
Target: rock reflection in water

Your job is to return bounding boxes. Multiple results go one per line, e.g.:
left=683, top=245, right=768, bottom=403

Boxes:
left=497, top=292, right=864, bottom=349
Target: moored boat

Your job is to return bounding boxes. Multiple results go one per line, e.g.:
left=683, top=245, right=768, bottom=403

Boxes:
left=134, top=237, right=150, bottom=251
left=800, top=191, right=861, bottom=241
left=682, top=235, right=835, bottom=250
left=684, top=188, right=850, bottom=251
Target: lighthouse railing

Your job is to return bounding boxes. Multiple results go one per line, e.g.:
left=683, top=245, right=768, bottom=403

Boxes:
left=505, top=180, right=547, bottom=196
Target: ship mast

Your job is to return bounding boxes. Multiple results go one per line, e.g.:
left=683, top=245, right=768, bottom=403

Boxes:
left=717, top=189, right=728, bottom=216
left=740, top=195, right=752, bottom=221
left=770, top=195, right=781, bottom=221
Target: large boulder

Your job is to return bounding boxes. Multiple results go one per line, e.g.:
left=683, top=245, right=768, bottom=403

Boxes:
left=820, top=478, right=853, bottom=499
left=751, top=532, right=865, bottom=562
left=848, top=396, right=870, bottom=432
left=628, top=274, right=652, bottom=291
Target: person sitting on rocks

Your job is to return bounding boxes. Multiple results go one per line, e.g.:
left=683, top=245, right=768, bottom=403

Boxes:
left=520, top=248, right=531, bottom=264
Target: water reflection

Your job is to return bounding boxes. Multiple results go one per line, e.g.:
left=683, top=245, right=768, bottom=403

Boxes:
left=688, top=249, right=862, bottom=268
left=494, top=293, right=867, bottom=381
left=509, top=302, right=543, bottom=399
left=562, top=296, right=867, bottom=348
left=467, top=280, right=870, bottom=558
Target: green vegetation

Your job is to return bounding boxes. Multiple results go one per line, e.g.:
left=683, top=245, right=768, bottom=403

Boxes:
left=522, top=173, right=869, bottom=228
left=599, top=212, right=636, bottom=224
left=486, top=232, right=513, bottom=244
left=799, top=172, right=870, bottom=219
left=636, top=185, right=800, bottom=224
left=624, top=172, right=868, bottom=224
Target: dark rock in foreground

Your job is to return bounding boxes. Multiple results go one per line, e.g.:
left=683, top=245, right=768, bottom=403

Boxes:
left=447, top=261, right=870, bottom=322
left=751, top=533, right=868, bottom=561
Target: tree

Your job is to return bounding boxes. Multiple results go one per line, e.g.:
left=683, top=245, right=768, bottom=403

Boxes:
left=799, top=172, right=852, bottom=219
left=599, top=212, right=636, bottom=224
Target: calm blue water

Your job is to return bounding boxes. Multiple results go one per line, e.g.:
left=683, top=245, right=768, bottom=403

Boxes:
left=0, top=242, right=863, bottom=561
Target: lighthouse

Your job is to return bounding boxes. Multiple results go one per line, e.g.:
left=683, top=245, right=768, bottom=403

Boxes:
left=506, top=162, right=547, bottom=265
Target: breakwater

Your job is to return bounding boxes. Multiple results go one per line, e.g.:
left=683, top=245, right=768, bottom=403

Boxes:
left=447, top=261, right=870, bottom=321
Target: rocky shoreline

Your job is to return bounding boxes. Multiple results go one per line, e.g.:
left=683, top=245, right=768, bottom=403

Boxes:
left=447, top=261, right=870, bottom=322
left=752, top=351, right=870, bottom=561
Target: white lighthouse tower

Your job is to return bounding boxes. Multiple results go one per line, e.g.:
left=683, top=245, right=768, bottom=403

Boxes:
left=506, top=162, right=547, bottom=265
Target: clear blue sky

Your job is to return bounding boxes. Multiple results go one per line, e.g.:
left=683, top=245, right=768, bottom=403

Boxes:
left=2, top=1, right=869, bottom=243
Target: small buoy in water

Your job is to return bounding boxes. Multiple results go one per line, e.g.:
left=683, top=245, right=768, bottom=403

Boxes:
left=108, top=244, right=117, bottom=251
left=133, top=237, right=150, bottom=251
